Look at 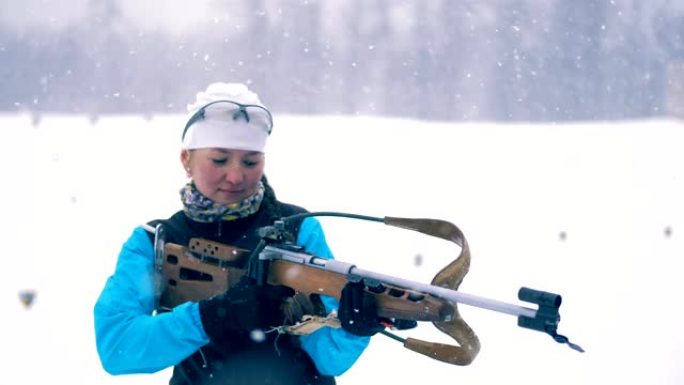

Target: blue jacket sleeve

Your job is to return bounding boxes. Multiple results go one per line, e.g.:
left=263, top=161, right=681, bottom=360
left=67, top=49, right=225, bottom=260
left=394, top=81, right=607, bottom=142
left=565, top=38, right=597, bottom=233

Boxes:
left=296, top=217, right=371, bottom=376
left=93, top=227, right=209, bottom=374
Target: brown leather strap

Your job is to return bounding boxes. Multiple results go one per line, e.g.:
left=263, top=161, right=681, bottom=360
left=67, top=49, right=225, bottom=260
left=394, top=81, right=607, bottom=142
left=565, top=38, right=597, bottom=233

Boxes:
left=384, top=217, right=480, bottom=365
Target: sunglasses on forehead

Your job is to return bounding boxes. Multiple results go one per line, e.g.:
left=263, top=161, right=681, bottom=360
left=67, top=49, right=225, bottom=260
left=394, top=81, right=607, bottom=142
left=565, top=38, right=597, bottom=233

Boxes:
left=182, top=100, right=274, bottom=140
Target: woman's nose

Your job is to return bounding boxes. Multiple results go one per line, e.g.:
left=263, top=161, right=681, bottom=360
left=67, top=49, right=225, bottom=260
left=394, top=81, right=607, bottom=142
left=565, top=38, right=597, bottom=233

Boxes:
left=224, top=165, right=244, bottom=184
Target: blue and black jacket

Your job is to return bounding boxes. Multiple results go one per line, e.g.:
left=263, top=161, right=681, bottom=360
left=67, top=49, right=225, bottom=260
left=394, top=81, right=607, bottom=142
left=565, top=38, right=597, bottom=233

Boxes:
left=94, top=192, right=369, bottom=385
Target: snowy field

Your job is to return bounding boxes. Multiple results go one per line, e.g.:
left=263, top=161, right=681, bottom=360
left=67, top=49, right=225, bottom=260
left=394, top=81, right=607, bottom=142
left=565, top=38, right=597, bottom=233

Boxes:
left=2, top=112, right=683, bottom=384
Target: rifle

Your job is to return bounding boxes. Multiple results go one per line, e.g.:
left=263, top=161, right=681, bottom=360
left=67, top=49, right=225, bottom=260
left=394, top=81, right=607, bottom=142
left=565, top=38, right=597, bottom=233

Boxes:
left=151, top=212, right=583, bottom=366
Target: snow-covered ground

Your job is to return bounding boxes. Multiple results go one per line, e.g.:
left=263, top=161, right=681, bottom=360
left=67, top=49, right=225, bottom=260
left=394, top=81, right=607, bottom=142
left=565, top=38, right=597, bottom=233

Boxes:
left=2, top=113, right=683, bottom=384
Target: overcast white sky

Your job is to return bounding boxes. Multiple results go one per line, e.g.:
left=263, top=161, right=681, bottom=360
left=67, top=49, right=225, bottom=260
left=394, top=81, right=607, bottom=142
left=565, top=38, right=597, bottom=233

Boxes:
left=3, top=0, right=682, bottom=33
left=0, top=0, right=213, bottom=33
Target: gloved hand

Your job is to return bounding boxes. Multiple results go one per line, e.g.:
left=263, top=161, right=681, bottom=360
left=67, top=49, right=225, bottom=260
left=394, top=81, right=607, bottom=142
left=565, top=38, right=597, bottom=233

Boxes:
left=391, top=318, right=418, bottom=330
left=338, top=281, right=385, bottom=337
left=199, top=276, right=294, bottom=342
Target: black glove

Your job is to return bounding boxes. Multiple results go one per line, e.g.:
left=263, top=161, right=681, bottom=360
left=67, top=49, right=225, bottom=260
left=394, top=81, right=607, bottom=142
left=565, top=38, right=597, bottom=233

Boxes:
left=199, top=277, right=294, bottom=342
left=338, top=281, right=385, bottom=337
left=391, top=318, right=418, bottom=330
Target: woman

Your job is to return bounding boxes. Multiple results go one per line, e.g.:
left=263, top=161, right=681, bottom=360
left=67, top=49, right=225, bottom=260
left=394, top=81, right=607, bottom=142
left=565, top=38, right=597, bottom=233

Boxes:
left=93, top=82, right=385, bottom=385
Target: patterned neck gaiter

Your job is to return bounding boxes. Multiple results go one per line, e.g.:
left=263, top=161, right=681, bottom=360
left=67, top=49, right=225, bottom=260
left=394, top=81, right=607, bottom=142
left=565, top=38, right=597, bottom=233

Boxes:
left=180, top=181, right=265, bottom=223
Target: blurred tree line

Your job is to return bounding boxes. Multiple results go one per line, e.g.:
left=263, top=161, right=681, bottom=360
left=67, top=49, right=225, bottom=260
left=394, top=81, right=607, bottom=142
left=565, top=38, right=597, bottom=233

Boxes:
left=0, top=0, right=682, bottom=121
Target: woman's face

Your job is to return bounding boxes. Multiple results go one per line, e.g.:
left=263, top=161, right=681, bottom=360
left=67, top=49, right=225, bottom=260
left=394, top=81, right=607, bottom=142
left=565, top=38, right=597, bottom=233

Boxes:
left=181, top=148, right=265, bottom=205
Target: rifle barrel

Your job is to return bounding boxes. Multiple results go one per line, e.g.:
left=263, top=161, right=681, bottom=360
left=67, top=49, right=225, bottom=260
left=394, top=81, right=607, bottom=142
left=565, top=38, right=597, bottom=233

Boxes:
left=350, top=266, right=538, bottom=319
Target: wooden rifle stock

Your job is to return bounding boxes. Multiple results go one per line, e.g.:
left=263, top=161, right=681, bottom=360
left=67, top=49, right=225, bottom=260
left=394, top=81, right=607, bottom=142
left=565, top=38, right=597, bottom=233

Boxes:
left=266, top=258, right=455, bottom=322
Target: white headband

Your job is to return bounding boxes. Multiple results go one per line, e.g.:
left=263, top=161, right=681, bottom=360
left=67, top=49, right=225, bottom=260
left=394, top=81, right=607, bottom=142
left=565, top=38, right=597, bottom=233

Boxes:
left=182, top=83, right=272, bottom=152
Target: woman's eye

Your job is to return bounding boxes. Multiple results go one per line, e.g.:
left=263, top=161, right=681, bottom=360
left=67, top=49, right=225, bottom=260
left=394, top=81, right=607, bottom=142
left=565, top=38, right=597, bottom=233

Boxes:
left=242, top=160, right=258, bottom=167
left=211, top=158, right=228, bottom=165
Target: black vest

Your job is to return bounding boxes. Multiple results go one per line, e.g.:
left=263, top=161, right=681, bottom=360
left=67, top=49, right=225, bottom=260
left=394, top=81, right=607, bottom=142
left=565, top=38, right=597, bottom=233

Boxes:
left=149, top=202, right=336, bottom=385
